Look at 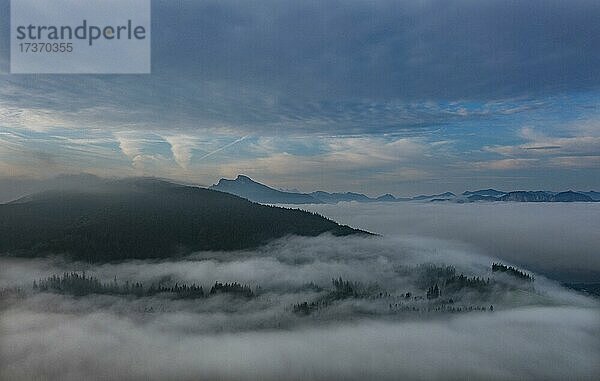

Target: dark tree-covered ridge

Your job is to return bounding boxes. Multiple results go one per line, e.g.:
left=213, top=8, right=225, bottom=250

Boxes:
left=0, top=178, right=366, bottom=262
left=492, top=263, right=534, bottom=281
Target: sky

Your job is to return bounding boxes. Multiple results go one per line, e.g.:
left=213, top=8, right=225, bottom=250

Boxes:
left=0, top=0, right=599, bottom=196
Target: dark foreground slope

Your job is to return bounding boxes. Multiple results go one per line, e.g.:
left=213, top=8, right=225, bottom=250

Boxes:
left=0, top=178, right=363, bottom=262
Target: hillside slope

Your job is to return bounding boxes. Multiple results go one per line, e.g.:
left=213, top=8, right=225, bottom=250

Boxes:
left=0, top=178, right=363, bottom=262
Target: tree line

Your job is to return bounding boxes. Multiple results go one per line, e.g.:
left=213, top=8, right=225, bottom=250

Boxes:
left=492, top=263, right=534, bottom=281
left=33, top=272, right=255, bottom=299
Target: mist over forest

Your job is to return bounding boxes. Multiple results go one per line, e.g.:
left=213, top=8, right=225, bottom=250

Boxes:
left=2, top=201, right=599, bottom=380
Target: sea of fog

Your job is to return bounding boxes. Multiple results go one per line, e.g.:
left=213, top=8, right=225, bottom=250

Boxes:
left=1, top=202, right=599, bottom=380
left=297, top=201, right=600, bottom=282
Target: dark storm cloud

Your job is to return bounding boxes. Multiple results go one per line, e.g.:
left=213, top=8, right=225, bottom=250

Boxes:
left=1, top=0, right=599, bottom=135
left=2, top=0, right=600, bottom=100
left=151, top=0, right=600, bottom=100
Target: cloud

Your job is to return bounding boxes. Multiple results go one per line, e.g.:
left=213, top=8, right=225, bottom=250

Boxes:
left=0, top=103, right=72, bottom=132
left=548, top=155, right=600, bottom=169
left=114, top=132, right=148, bottom=162
left=113, top=132, right=172, bottom=172
left=472, top=158, right=539, bottom=171
left=148, top=0, right=600, bottom=100
left=212, top=135, right=437, bottom=192
left=1, top=0, right=599, bottom=134
left=523, top=146, right=561, bottom=151
left=164, top=135, right=198, bottom=169
left=487, top=126, right=600, bottom=158
left=478, top=121, right=600, bottom=172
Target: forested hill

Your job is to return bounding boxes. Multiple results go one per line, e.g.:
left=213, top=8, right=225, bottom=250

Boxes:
left=0, top=178, right=364, bottom=262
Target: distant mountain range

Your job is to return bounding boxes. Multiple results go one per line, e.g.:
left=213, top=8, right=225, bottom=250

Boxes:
left=462, top=189, right=600, bottom=203
left=211, top=175, right=600, bottom=204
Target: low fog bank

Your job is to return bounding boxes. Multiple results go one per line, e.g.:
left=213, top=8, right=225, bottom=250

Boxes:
left=1, top=233, right=599, bottom=380
left=0, top=174, right=107, bottom=203
left=2, top=306, right=598, bottom=381
left=3, top=235, right=593, bottom=308
left=1, top=235, right=488, bottom=290
left=296, top=202, right=600, bottom=282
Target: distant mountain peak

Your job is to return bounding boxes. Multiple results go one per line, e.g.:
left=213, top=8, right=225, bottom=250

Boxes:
left=376, top=194, right=397, bottom=201
left=462, top=189, right=506, bottom=197
left=211, top=175, right=322, bottom=204
left=236, top=174, right=253, bottom=181
left=412, top=191, right=456, bottom=200
left=215, top=174, right=255, bottom=186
